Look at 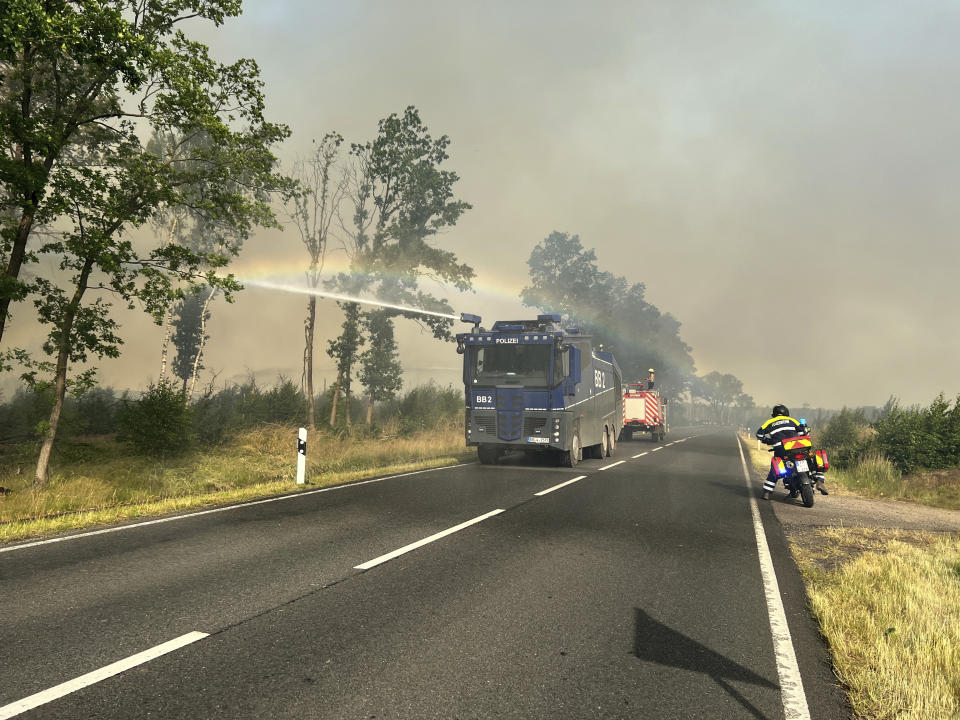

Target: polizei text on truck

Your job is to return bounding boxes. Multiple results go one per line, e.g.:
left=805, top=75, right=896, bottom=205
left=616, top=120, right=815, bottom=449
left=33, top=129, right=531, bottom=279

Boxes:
left=456, top=314, right=623, bottom=466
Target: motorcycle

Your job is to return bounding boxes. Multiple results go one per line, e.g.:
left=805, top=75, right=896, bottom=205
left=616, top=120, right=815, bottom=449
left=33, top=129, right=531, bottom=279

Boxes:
left=767, top=435, right=829, bottom=508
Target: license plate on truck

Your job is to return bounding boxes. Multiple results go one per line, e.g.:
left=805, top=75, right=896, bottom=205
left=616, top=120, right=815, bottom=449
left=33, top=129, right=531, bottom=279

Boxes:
left=795, top=459, right=809, bottom=473
left=527, top=437, right=550, bottom=444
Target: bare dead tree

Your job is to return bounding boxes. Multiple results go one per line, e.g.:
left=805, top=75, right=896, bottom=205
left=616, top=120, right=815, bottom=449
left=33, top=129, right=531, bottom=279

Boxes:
left=288, top=133, right=346, bottom=429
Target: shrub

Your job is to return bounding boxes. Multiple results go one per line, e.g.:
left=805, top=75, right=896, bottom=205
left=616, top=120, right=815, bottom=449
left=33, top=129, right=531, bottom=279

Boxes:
left=816, top=407, right=876, bottom=469
left=72, top=387, right=118, bottom=436
left=116, top=381, right=193, bottom=457
left=0, top=386, right=54, bottom=440
left=396, top=383, right=462, bottom=434
left=874, top=395, right=960, bottom=473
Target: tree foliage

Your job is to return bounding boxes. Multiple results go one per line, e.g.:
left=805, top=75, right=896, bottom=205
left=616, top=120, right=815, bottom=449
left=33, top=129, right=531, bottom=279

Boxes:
left=0, top=0, right=292, bottom=485
left=693, top=371, right=753, bottom=423
left=326, top=301, right=362, bottom=427
left=521, top=231, right=695, bottom=395
left=359, top=309, right=403, bottom=423
left=325, top=107, right=473, bottom=427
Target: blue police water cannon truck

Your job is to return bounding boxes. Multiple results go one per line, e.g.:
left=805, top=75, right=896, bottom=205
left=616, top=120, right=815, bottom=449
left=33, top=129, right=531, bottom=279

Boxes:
left=456, top=313, right=623, bottom=466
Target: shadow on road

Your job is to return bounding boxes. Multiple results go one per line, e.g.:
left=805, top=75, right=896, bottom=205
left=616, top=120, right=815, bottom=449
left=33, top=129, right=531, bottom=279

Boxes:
left=633, top=607, right=777, bottom=720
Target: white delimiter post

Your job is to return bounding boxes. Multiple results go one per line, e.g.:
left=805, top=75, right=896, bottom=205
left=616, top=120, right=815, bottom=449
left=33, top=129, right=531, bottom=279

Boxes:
left=296, top=427, right=307, bottom=485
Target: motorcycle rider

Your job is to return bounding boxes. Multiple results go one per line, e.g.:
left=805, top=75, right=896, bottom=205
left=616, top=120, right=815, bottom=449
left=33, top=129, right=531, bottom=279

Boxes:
left=756, top=404, right=828, bottom=500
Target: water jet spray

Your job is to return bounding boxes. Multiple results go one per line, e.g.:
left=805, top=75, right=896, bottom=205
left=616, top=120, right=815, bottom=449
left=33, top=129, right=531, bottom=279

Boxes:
left=241, top=278, right=465, bottom=321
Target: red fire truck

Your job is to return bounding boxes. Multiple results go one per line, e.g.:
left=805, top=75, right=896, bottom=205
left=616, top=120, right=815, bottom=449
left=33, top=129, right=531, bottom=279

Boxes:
left=621, top=382, right=667, bottom=442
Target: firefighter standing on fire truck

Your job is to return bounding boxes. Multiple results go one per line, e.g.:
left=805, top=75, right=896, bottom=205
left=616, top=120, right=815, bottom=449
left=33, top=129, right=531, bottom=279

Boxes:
left=756, top=405, right=828, bottom=500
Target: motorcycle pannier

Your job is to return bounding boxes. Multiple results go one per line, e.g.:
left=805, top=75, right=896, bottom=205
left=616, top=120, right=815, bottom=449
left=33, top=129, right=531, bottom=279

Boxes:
left=771, top=456, right=787, bottom=477
left=815, top=449, right=830, bottom=471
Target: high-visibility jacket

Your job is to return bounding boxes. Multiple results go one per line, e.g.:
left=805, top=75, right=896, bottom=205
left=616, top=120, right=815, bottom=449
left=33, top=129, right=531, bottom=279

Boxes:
left=756, top=415, right=808, bottom=456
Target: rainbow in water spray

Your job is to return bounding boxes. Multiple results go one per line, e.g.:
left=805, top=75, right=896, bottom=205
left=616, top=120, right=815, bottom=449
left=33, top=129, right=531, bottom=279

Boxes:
left=240, top=278, right=462, bottom=321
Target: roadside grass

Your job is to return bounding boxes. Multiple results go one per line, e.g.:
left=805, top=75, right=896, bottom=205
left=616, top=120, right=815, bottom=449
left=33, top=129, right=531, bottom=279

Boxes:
left=0, top=423, right=473, bottom=544
left=791, top=527, right=960, bottom=720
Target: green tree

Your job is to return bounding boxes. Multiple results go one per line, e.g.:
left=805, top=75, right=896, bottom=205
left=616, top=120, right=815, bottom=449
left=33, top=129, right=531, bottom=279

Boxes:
left=327, top=107, right=473, bottom=425
left=358, top=309, right=403, bottom=425
left=521, top=231, right=695, bottom=396
left=694, top=372, right=746, bottom=424
left=1, top=1, right=291, bottom=486
left=327, top=302, right=363, bottom=428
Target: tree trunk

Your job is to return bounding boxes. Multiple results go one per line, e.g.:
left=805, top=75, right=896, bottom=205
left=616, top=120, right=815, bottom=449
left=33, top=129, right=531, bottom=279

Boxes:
left=304, top=296, right=317, bottom=429
left=344, top=373, right=352, bottom=428
left=329, top=370, right=342, bottom=426
left=0, top=209, right=36, bottom=344
left=158, top=305, right=173, bottom=381
left=34, top=256, right=93, bottom=488
left=156, top=215, right=180, bottom=381
left=187, top=287, right=217, bottom=400
left=366, top=393, right=374, bottom=425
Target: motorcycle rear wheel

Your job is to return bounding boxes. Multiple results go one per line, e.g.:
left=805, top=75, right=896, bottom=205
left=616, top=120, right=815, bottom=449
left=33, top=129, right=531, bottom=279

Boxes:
left=800, top=483, right=815, bottom=508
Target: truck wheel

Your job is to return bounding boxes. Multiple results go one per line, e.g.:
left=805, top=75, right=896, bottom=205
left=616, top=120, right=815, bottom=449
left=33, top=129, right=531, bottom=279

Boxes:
left=600, top=427, right=609, bottom=457
left=478, top=445, right=499, bottom=465
left=562, top=434, right=581, bottom=468
left=607, top=426, right=616, bottom=456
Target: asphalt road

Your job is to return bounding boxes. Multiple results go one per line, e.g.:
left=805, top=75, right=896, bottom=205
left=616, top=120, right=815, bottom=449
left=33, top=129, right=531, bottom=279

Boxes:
left=0, top=427, right=848, bottom=719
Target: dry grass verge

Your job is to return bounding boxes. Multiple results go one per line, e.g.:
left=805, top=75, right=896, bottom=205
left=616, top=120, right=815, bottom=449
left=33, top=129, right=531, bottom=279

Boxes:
left=0, top=423, right=473, bottom=544
left=738, top=430, right=960, bottom=718
left=791, top=528, right=960, bottom=720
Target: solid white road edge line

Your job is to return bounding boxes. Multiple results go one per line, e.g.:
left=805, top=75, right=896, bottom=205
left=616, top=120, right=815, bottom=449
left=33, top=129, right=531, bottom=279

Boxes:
left=631, top=451, right=650, bottom=458
left=0, top=463, right=475, bottom=555
left=736, top=436, right=811, bottom=720
left=354, top=509, right=505, bottom=570
left=0, top=631, right=208, bottom=720
left=534, top=475, right=588, bottom=496
left=597, top=460, right=626, bottom=471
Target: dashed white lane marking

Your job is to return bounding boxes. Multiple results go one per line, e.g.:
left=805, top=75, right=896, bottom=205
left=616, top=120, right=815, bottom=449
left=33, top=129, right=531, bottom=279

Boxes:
left=736, top=436, right=811, bottom=720
left=631, top=452, right=649, bottom=458
left=355, top=509, right=505, bottom=570
left=0, top=632, right=208, bottom=719
left=597, top=461, right=626, bottom=471
left=651, top=447, right=663, bottom=452
left=534, top=475, right=588, bottom=496
left=1, top=463, right=475, bottom=555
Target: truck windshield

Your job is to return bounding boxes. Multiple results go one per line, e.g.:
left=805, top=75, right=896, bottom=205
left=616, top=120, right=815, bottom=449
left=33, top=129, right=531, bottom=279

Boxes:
left=470, top=344, right=552, bottom=386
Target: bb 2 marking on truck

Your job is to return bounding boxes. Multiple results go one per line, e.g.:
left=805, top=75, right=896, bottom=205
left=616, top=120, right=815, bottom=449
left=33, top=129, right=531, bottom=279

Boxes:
left=475, top=395, right=494, bottom=404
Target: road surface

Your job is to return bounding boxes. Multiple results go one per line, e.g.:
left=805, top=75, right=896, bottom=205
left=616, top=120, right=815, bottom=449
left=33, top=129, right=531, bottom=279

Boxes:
left=0, top=428, right=847, bottom=719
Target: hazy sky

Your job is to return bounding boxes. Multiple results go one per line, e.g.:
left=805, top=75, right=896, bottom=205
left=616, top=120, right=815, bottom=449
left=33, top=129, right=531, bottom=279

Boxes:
left=6, top=0, right=960, bottom=409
